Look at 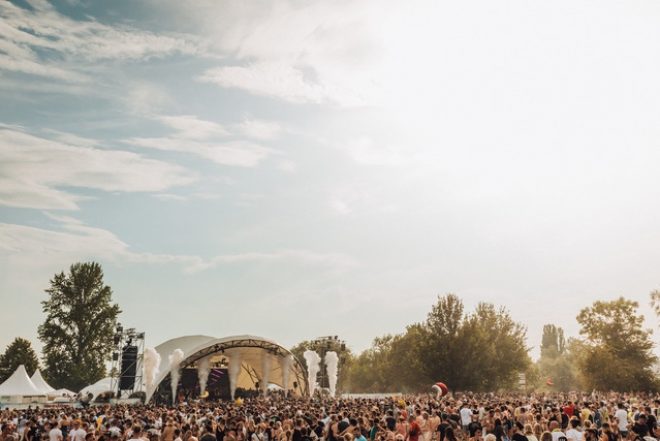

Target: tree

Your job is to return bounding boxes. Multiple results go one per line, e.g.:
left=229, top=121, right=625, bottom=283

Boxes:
left=651, top=290, right=660, bottom=318
left=0, top=337, right=39, bottom=382
left=461, top=302, right=531, bottom=391
left=38, top=262, right=121, bottom=390
left=418, top=295, right=531, bottom=392
left=576, top=297, right=657, bottom=391
left=536, top=324, right=577, bottom=391
left=342, top=294, right=531, bottom=393
left=348, top=335, right=396, bottom=393
left=351, top=294, right=531, bottom=393
left=541, top=324, right=566, bottom=356
left=419, top=294, right=468, bottom=391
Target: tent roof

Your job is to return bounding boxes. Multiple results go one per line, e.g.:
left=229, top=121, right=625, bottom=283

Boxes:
left=0, top=365, right=45, bottom=397
left=79, top=377, right=112, bottom=402
left=30, top=369, right=55, bottom=394
left=55, top=388, right=76, bottom=397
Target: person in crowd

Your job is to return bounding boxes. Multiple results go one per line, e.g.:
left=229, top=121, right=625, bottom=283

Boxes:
left=564, top=418, right=581, bottom=441
left=511, top=422, right=528, bottom=441
left=615, top=404, right=629, bottom=439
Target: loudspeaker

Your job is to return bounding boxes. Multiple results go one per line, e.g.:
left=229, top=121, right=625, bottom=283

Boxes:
left=119, top=345, right=138, bottom=390
left=293, top=381, right=298, bottom=388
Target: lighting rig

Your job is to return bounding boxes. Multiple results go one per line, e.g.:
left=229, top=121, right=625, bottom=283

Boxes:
left=310, top=335, right=345, bottom=389
left=109, top=323, right=146, bottom=399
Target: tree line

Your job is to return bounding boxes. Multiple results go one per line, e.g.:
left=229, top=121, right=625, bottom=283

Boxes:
left=339, top=295, right=659, bottom=393
left=345, top=294, right=531, bottom=392
left=530, top=298, right=658, bottom=392
left=1, top=261, right=658, bottom=394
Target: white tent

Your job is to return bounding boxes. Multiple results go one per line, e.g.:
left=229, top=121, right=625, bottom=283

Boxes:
left=79, top=377, right=113, bottom=403
left=55, top=388, right=76, bottom=397
left=50, top=388, right=76, bottom=403
left=30, top=369, right=56, bottom=394
left=0, top=365, right=46, bottom=404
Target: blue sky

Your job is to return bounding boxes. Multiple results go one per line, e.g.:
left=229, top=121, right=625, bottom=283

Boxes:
left=1, top=0, right=659, bottom=360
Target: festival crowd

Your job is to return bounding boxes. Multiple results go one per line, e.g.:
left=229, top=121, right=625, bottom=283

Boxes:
left=1, top=393, right=659, bottom=441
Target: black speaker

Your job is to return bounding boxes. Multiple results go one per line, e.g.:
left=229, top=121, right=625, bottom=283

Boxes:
left=119, top=345, right=138, bottom=390
left=293, top=381, right=298, bottom=388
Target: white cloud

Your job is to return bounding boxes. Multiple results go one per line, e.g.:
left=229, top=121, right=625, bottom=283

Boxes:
left=199, top=61, right=370, bottom=106
left=152, top=193, right=188, bottom=201
left=237, top=119, right=282, bottom=141
left=42, top=130, right=100, bottom=148
left=0, top=215, right=358, bottom=274
left=126, top=136, right=270, bottom=168
left=329, top=178, right=400, bottom=216
left=152, top=192, right=222, bottom=202
left=199, top=62, right=330, bottom=104
left=124, top=83, right=174, bottom=115
left=0, top=0, right=206, bottom=81
left=157, top=115, right=229, bottom=140
left=125, top=114, right=275, bottom=167
left=189, top=1, right=383, bottom=106
left=0, top=126, right=195, bottom=210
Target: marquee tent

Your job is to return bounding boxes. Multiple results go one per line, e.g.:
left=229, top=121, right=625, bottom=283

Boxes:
left=79, top=377, right=113, bottom=403
left=0, top=365, right=46, bottom=404
left=30, top=369, right=56, bottom=394
left=55, top=388, right=76, bottom=397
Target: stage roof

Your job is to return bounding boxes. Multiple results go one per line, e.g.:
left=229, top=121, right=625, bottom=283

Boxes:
left=146, top=334, right=307, bottom=402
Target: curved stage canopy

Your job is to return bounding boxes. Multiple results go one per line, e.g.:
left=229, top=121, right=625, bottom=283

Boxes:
left=146, top=335, right=308, bottom=403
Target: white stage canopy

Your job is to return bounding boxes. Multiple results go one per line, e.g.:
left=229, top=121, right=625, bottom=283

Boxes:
left=146, top=335, right=308, bottom=402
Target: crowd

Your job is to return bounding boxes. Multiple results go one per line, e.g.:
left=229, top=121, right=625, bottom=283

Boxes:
left=1, top=393, right=659, bottom=441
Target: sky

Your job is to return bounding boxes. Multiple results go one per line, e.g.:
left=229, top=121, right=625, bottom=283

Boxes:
left=1, top=0, right=659, bottom=362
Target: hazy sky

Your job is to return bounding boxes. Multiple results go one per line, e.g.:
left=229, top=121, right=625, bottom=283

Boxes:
left=1, top=0, right=659, bottom=361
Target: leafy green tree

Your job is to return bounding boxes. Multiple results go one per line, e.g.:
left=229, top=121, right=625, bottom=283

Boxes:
left=348, top=335, right=395, bottom=392
left=38, top=262, right=121, bottom=391
left=462, top=302, right=531, bottom=391
left=418, top=296, right=530, bottom=391
left=0, top=337, right=40, bottom=382
left=537, top=348, right=577, bottom=391
left=339, top=294, right=531, bottom=393
left=386, top=324, right=431, bottom=391
left=576, top=297, right=657, bottom=391
left=419, top=294, right=467, bottom=391
left=541, top=324, right=566, bottom=356
left=651, top=290, right=660, bottom=318
left=536, top=324, right=577, bottom=391
left=524, top=362, right=542, bottom=391
left=350, top=294, right=531, bottom=393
